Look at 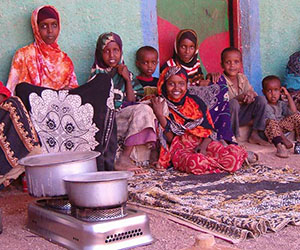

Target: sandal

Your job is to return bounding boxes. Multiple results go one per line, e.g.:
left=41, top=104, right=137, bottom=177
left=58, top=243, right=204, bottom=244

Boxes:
left=246, top=151, right=259, bottom=163
left=151, top=162, right=167, bottom=172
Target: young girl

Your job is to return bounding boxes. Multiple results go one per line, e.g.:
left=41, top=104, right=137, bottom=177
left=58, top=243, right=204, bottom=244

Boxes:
left=91, top=32, right=157, bottom=174
left=151, top=66, right=247, bottom=174
left=262, top=75, right=300, bottom=158
left=0, top=81, right=40, bottom=189
left=7, top=5, right=78, bottom=94
left=161, top=29, right=235, bottom=144
left=222, top=47, right=269, bottom=146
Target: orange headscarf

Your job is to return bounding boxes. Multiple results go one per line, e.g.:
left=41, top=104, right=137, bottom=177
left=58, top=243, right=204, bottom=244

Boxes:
left=7, top=5, right=78, bottom=94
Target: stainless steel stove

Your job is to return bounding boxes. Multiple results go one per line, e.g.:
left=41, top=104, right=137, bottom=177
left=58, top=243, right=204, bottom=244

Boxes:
left=26, top=198, right=154, bottom=250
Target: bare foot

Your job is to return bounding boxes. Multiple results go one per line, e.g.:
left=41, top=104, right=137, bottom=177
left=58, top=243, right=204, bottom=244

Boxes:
left=281, top=135, right=293, bottom=149
left=151, top=162, right=166, bottom=172
left=248, top=130, right=269, bottom=146
left=275, top=143, right=289, bottom=158
left=115, top=155, right=149, bottom=175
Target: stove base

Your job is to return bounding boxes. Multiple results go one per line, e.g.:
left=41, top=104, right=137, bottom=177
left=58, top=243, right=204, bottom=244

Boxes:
left=27, top=202, right=154, bottom=250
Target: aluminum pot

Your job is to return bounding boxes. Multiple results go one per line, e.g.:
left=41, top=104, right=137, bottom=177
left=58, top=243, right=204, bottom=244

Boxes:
left=63, top=171, right=134, bottom=208
left=18, top=151, right=100, bottom=197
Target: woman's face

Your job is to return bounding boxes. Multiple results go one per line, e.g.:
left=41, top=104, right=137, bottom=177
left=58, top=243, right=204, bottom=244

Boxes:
left=177, top=38, right=196, bottom=63
left=38, top=18, right=59, bottom=45
left=166, top=74, right=187, bottom=101
left=102, top=41, right=121, bottom=68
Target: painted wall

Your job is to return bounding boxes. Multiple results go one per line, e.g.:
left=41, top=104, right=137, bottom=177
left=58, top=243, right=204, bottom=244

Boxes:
left=0, top=0, right=158, bottom=85
left=240, top=0, right=300, bottom=94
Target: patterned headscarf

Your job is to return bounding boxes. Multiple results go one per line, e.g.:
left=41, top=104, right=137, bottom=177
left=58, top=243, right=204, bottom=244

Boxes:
left=92, top=32, right=123, bottom=71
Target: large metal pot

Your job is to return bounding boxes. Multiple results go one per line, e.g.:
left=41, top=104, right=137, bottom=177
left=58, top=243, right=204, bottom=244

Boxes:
left=18, top=151, right=100, bottom=197
left=63, top=171, right=134, bottom=208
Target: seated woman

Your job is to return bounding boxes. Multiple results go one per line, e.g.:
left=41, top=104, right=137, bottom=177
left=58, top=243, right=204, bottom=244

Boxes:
left=91, top=32, right=157, bottom=174
left=161, top=29, right=235, bottom=144
left=283, top=51, right=300, bottom=111
left=151, top=66, right=247, bottom=174
left=6, top=5, right=78, bottom=94
left=0, top=81, right=40, bottom=189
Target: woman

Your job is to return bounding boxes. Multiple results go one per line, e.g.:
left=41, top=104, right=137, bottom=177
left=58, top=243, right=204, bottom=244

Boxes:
left=161, top=29, right=235, bottom=144
left=7, top=5, right=78, bottom=94
left=91, top=32, right=157, bottom=174
left=151, top=66, right=247, bottom=174
left=0, top=81, right=40, bottom=189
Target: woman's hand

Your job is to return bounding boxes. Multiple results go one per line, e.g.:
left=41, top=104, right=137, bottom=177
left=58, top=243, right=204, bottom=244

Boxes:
left=117, top=64, right=130, bottom=83
left=151, top=96, right=165, bottom=118
left=206, top=72, right=221, bottom=84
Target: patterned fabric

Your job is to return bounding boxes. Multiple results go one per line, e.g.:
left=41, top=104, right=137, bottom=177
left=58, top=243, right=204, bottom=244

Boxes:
left=160, top=29, right=204, bottom=84
left=90, top=32, right=144, bottom=109
left=16, top=74, right=117, bottom=171
left=128, top=164, right=300, bottom=243
left=224, top=73, right=256, bottom=101
left=265, top=113, right=300, bottom=143
left=0, top=97, right=40, bottom=189
left=189, top=76, right=235, bottom=142
left=156, top=67, right=246, bottom=172
left=265, top=100, right=293, bottom=121
left=6, top=5, right=78, bottom=94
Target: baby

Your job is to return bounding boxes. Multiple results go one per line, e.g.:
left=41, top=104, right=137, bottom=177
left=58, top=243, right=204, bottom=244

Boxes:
left=222, top=47, right=269, bottom=145
left=262, top=75, right=300, bottom=158
left=134, top=46, right=159, bottom=99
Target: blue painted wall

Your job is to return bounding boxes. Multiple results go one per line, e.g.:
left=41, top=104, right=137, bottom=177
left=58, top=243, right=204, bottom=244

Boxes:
left=0, top=0, right=158, bottom=85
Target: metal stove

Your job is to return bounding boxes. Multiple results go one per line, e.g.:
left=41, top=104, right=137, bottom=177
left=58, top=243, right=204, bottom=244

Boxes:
left=26, top=198, right=153, bottom=250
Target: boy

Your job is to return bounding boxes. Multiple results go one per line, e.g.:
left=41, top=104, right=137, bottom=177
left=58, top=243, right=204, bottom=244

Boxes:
left=262, top=75, right=300, bottom=158
left=221, top=47, right=269, bottom=146
left=135, top=46, right=159, bottom=99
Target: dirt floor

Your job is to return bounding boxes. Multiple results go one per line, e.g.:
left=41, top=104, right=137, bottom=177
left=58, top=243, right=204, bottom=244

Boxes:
left=1, top=141, right=300, bottom=250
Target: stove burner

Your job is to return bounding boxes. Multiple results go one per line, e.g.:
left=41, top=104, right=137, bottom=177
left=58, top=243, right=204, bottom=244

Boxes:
left=73, top=204, right=127, bottom=222
left=37, top=197, right=71, bottom=211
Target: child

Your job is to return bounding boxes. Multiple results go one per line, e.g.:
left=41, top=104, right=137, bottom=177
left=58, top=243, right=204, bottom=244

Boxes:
left=7, top=5, right=78, bottom=94
left=151, top=66, right=247, bottom=174
left=135, top=46, right=159, bottom=99
left=91, top=32, right=157, bottom=174
left=262, top=75, right=300, bottom=158
left=222, top=47, right=269, bottom=145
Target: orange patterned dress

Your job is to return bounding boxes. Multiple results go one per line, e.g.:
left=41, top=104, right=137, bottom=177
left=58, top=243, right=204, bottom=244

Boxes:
left=6, top=5, right=78, bottom=94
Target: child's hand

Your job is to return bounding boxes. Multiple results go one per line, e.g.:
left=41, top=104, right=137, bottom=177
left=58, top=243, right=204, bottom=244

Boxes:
left=206, top=72, right=221, bottom=84
left=243, top=90, right=256, bottom=104
left=117, top=64, right=131, bottom=82
left=281, top=87, right=290, bottom=97
left=150, top=96, right=165, bottom=117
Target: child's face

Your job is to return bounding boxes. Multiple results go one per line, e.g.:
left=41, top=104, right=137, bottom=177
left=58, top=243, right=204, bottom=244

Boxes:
left=38, top=18, right=59, bottom=45
left=102, top=41, right=121, bottom=68
left=221, top=51, right=242, bottom=78
left=178, top=38, right=196, bottom=63
left=136, top=50, right=158, bottom=78
left=166, top=75, right=187, bottom=101
left=263, top=79, right=281, bottom=105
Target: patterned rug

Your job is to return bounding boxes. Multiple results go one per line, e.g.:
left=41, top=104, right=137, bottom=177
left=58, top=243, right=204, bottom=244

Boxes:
left=128, top=164, right=300, bottom=243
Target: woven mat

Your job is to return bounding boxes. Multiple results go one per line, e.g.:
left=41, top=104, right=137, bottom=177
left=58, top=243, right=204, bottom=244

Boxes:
left=128, top=164, right=300, bottom=243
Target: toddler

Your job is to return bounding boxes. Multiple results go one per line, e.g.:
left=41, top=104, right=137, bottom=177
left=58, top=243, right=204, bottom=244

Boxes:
left=222, top=47, right=268, bottom=145
left=262, top=75, right=300, bottom=158
left=134, top=46, right=159, bottom=99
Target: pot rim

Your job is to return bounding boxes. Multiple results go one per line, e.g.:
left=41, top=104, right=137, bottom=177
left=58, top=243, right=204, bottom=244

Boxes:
left=18, top=151, right=100, bottom=167
left=63, top=171, right=134, bottom=183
